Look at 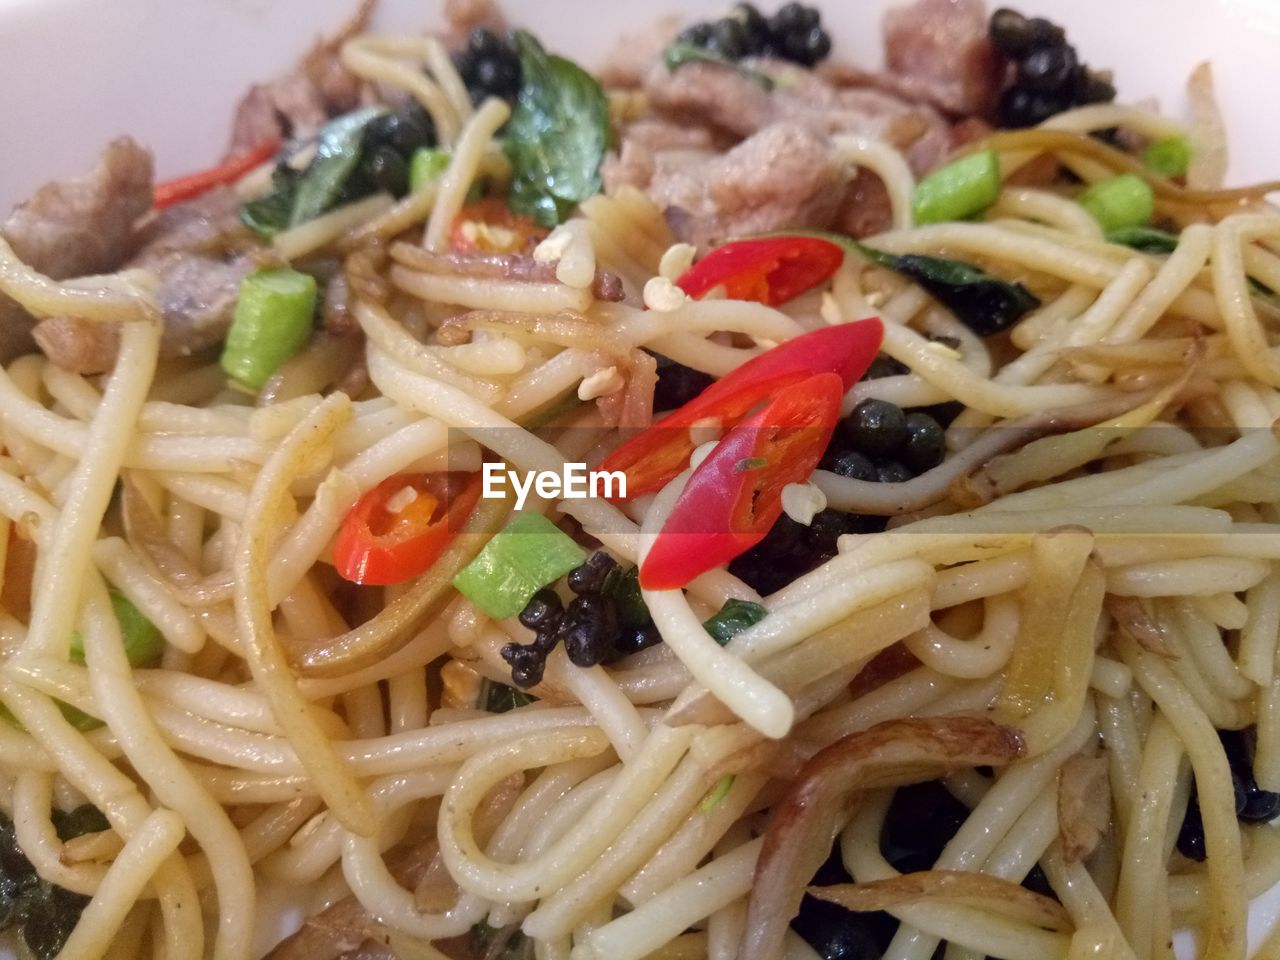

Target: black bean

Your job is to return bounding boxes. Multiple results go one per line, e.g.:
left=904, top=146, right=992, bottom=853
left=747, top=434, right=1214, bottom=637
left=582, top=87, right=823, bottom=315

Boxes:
left=876, top=461, right=913, bottom=484
left=500, top=644, right=546, bottom=688
left=862, top=355, right=909, bottom=380
left=844, top=399, right=908, bottom=458
left=881, top=780, right=969, bottom=873
left=766, top=2, right=831, bottom=66
left=363, top=147, right=408, bottom=196
left=1022, top=864, right=1056, bottom=900
left=1024, top=16, right=1066, bottom=50
left=677, top=22, right=714, bottom=47
left=1177, top=796, right=1207, bottom=861
left=560, top=595, right=618, bottom=667
left=1019, top=44, right=1078, bottom=94
left=999, top=85, right=1071, bottom=128
left=608, top=622, right=663, bottom=660
left=824, top=450, right=878, bottom=482
left=901, top=412, right=946, bottom=473
left=568, top=551, right=618, bottom=595
left=518, top=588, right=563, bottom=630
left=454, top=28, right=522, bottom=104
left=652, top=355, right=715, bottom=411
left=706, top=18, right=748, bottom=59
left=730, top=3, right=772, bottom=55
left=988, top=8, right=1032, bottom=56
left=1075, top=68, right=1117, bottom=105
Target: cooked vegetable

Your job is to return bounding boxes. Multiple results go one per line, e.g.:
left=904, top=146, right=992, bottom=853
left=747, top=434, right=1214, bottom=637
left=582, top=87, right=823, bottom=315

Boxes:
left=662, top=42, right=775, bottom=91
left=333, top=473, right=482, bottom=586
left=454, top=512, right=587, bottom=619
left=504, top=31, right=610, bottom=228
left=676, top=236, right=844, bottom=306
left=290, top=107, right=388, bottom=225
left=68, top=588, right=163, bottom=667
left=640, top=372, right=844, bottom=590
left=600, top=320, right=884, bottom=499
left=0, top=806, right=108, bottom=960
left=484, top=681, right=536, bottom=713
left=698, top=774, right=736, bottom=813
left=851, top=241, right=1040, bottom=336
left=409, top=147, right=452, bottom=194
left=220, top=268, right=318, bottom=390
left=1144, top=135, right=1192, bottom=179
left=1078, top=173, right=1155, bottom=232
left=450, top=197, right=547, bottom=254
left=702, top=597, right=768, bottom=644
left=912, top=150, right=1001, bottom=225
left=1106, top=225, right=1180, bottom=253
left=154, top=137, right=280, bottom=210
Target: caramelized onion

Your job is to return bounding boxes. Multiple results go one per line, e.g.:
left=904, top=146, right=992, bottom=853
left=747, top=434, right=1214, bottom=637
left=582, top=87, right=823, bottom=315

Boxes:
left=1057, top=754, right=1110, bottom=864
left=741, top=716, right=1024, bottom=960
left=120, top=478, right=234, bottom=606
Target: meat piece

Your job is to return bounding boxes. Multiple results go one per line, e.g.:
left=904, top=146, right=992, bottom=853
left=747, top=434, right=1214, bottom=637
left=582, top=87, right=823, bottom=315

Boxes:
left=30, top=318, right=121, bottom=376
left=835, top=167, right=895, bottom=239
left=0, top=137, right=153, bottom=364
left=601, top=120, right=722, bottom=194
left=596, top=15, right=681, bottom=89
left=644, top=61, right=776, bottom=138
left=149, top=253, right=256, bottom=358
left=647, top=122, right=848, bottom=250
left=2, top=137, right=153, bottom=281
left=881, top=0, right=1004, bottom=116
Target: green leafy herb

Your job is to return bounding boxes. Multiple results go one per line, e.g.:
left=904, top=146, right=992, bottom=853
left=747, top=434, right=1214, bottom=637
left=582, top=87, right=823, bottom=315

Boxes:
left=1106, top=226, right=1181, bottom=254
left=484, top=681, right=536, bottom=714
left=504, top=31, right=610, bottom=228
left=662, top=42, right=775, bottom=91
left=851, top=241, right=1040, bottom=337
left=603, top=565, right=651, bottom=629
left=703, top=598, right=768, bottom=646
left=240, top=107, right=387, bottom=238
left=699, top=774, right=736, bottom=813
left=0, top=806, right=105, bottom=959
left=68, top=589, right=164, bottom=668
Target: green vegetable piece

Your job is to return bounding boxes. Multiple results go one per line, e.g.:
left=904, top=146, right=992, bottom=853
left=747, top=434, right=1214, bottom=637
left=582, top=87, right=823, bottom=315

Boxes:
left=698, top=774, right=736, bottom=813
left=221, top=268, right=318, bottom=390
left=289, top=106, right=386, bottom=226
left=504, top=31, right=610, bottom=228
left=702, top=598, right=768, bottom=646
left=68, top=589, right=163, bottom=668
left=409, top=147, right=453, bottom=194
left=454, top=513, right=588, bottom=619
left=484, top=681, right=536, bottom=713
left=604, top=565, right=651, bottom=629
left=912, top=150, right=1001, bottom=225
left=1078, top=173, right=1155, bottom=233
left=1106, top=225, right=1181, bottom=254
left=1144, top=136, right=1192, bottom=179
left=239, top=166, right=298, bottom=239
left=662, top=42, right=775, bottom=90
left=0, top=808, right=97, bottom=959
left=851, top=241, right=1040, bottom=337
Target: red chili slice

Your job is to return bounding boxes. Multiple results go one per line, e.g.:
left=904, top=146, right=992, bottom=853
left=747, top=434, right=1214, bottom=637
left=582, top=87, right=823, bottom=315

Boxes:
left=153, top=138, right=281, bottom=210
left=675, top=236, right=845, bottom=306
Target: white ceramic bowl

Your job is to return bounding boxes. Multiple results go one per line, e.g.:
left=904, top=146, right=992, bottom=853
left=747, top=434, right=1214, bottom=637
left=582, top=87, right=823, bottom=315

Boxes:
left=1, top=0, right=1279, bottom=955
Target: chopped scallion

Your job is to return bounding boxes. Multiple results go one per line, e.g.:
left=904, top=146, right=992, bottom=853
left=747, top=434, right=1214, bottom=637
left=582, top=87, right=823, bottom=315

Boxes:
left=698, top=774, right=736, bottom=813
left=1143, top=136, right=1192, bottom=179
left=69, top=589, right=164, bottom=668
left=409, top=148, right=452, bottom=194
left=454, top=513, right=588, bottom=619
left=702, top=598, right=767, bottom=646
left=220, top=268, right=318, bottom=390
left=1106, top=225, right=1180, bottom=254
left=912, top=150, right=1001, bottom=225
left=1078, top=174, right=1155, bottom=232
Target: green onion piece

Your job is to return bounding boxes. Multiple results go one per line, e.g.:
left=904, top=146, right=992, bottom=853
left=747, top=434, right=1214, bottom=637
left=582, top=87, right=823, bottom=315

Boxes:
left=220, top=268, right=318, bottom=390
left=604, top=565, right=650, bottom=629
left=1078, top=174, right=1155, bottom=232
left=1143, top=136, right=1192, bottom=179
left=702, top=598, right=767, bottom=646
left=1106, top=225, right=1180, bottom=254
left=912, top=150, right=1001, bottom=225
left=453, top=513, right=588, bottom=619
left=409, top=148, right=452, bottom=194
left=699, top=774, right=736, bottom=813
left=484, top=681, right=536, bottom=713
left=69, top=589, right=163, bottom=667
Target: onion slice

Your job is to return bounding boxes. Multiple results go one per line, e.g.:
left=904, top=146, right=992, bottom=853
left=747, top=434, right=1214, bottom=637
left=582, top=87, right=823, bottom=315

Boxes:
left=741, top=716, right=1024, bottom=960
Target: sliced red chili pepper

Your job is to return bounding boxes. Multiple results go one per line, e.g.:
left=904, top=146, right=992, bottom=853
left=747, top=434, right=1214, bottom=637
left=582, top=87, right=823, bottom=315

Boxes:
left=639, top=372, right=844, bottom=591
left=333, top=472, right=481, bottom=586
left=153, top=138, right=281, bottom=210
left=675, top=236, right=845, bottom=306
left=599, top=319, right=883, bottom=499
left=450, top=197, right=548, bottom=254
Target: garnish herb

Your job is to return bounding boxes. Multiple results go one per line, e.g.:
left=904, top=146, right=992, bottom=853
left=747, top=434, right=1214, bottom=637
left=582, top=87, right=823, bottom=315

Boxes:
left=484, top=681, right=536, bottom=713
left=504, top=31, right=610, bottom=228
left=703, top=598, right=768, bottom=645
left=1106, top=226, right=1180, bottom=254
left=662, top=42, right=775, bottom=90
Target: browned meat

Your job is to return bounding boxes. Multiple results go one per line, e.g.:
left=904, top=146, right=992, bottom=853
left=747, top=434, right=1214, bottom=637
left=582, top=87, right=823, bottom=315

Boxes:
left=30, top=318, right=121, bottom=376
left=835, top=167, right=896, bottom=239
left=227, top=0, right=373, bottom=155
left=601, top=120, right=723, bottom=194
left=2, top=137, right=152, bottom=281
left=643, top=61, right=776, bottom=138
left=648, top=122, right=848, bottom=250
left=881, top=0, right=1003, bottom=116
left=0, top=137, right=153, bottom=364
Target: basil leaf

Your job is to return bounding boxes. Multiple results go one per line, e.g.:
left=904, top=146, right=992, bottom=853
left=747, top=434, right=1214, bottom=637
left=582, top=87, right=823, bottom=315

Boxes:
left=1106, top=226, right=1180, bottom=254
left=663, top=42, right=774, bottom=91
left=505, top=31, right=610, bottom=228
left=703, top=598, right=767, bottom=646
left=852, top=242, right=1040, bottom=337
left=604, top=565, right=651, bottom=629
left=239, top=166, right=298, bottom=239
left=484, top=681, right=536, bottom=714
left=289, top=106, right=386, bottom=226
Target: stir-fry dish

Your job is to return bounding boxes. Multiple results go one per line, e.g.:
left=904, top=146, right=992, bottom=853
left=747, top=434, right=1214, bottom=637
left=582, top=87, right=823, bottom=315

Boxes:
left=2, top=0, right=1280, bottom=957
